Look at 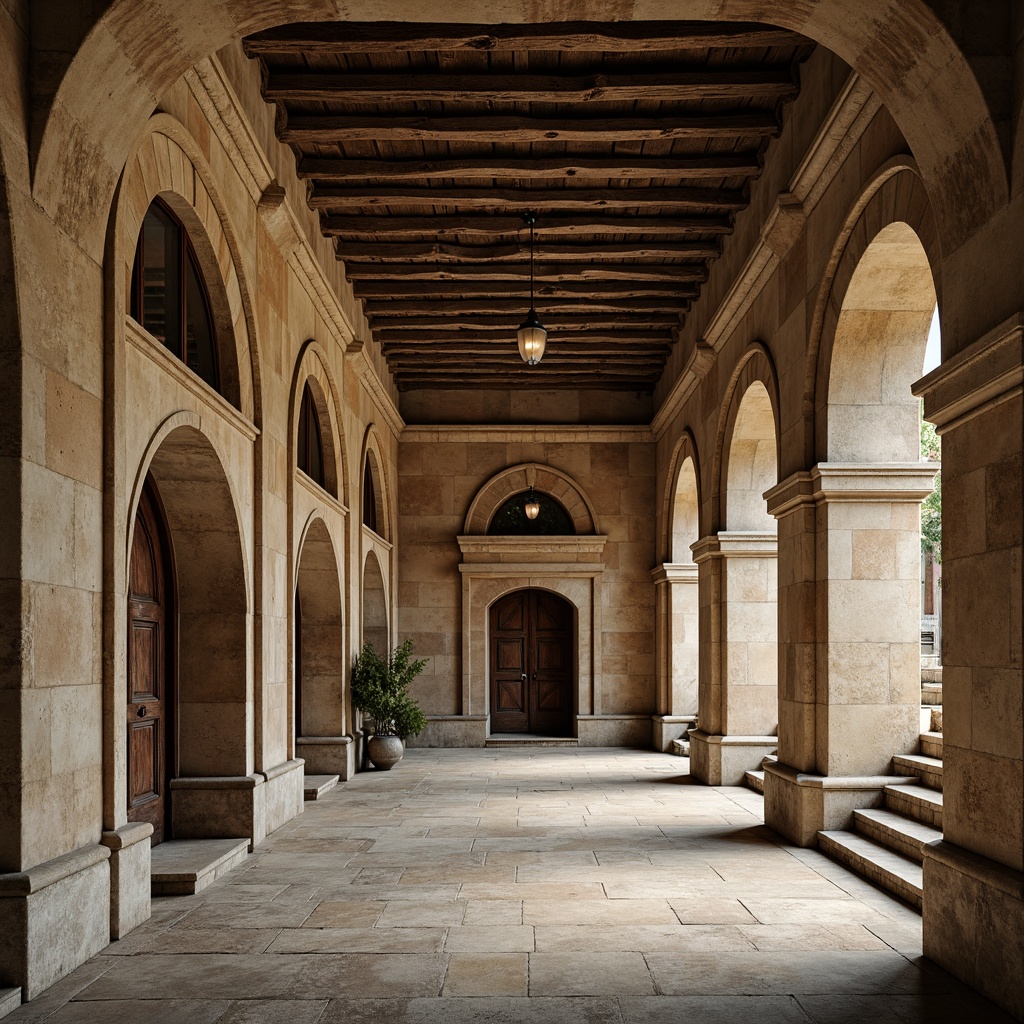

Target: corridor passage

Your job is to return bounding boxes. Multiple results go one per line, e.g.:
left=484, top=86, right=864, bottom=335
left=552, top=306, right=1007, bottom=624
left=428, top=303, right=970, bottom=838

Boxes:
left=9, top=750, right=1010, bottom=1024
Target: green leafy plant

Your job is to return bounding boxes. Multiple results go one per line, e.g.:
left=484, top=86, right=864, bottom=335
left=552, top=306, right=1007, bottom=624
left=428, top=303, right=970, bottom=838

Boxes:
left=351, top=639, right=427, bottom=739
left=921, top=412, right=941, bottom=562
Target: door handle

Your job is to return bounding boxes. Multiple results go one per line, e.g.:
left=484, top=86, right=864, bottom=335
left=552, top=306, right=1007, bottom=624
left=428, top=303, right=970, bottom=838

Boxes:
left=520, top=673, right=527, bottom=682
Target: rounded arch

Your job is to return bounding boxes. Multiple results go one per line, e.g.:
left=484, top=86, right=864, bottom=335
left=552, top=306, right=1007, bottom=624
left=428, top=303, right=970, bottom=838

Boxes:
left=128, top=418, right=250, bottom=778
left=660, top=428, right=702, bottom=564
left=711, top=344, right=780, bottom=534
left=111, top=113, right=261, bottom=424
left=294, top=514, right=345, bottom=739
left=360, top=425, right=391, bottom=542
left=804, top=158, right=941, bottom=464
left=464, top=463, right=600, bottom=536
left=362, top=548, right=389, bottom=657
left=290, top=340, right=348, bottom=504
left=37, top=2, right=1005, bottom=264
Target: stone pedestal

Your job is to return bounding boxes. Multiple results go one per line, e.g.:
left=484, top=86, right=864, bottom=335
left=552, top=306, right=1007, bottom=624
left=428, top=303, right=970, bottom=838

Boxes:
left=651, top=563, right=699, bottom=750
left=689, top=533, right=778, bottom=785
left=296, top=736, right=355, bottom=779
left=260, top=759, right=304, bottom=835
left=171, top=774, right=267, bottom=849
left=101, top=822, right=152, bottom=940
left=0, top=846, right=111, bottom=999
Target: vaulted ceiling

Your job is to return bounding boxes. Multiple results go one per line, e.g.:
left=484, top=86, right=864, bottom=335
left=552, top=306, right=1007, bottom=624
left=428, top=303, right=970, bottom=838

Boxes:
left=244, top=22, right=813, bottom=391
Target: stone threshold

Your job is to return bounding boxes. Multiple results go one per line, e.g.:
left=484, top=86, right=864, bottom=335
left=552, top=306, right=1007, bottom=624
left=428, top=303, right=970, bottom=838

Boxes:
left=485, top=734, right=579, bottom=747
left=0, top=989, right=21, bottom=1020
left=303, top=774, right=339, bottom=800
left=150, top=838, right=249, bottom=896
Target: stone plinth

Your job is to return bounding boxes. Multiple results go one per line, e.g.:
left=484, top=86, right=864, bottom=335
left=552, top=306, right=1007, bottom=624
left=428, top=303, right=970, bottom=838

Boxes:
left=101, top=822, right=152, bottom=940
left=295, top=736, right=355, bottom=779
left=651, top=563, right=699, bottom=750
left=170, top=774, right=266, bottom=849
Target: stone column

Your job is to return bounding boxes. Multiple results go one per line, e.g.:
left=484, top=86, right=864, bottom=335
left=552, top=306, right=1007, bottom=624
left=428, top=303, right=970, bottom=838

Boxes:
left=689, top=532, right=778, bottom=784
left=763, top=464, right=936, bottom=846
left=651, top=563, right=699, bottom=750
left=914, top=315, right=1024, bottom=1019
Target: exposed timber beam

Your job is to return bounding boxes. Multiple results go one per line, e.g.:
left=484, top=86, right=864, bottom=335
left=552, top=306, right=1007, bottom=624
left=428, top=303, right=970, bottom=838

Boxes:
left=299, top=154, right=762, bottom=183
left=280, top=112, right=779, bottom=144
left=309, top=185, right=745, bottom=211
left=336, top=241, right=721, bottom=262
left=243, top=21, right=807, bottom=54
left=270, top=69, right=796, bottom=104
left=377, top=328, right=671, bottom=343
left=368, top=314, right=674, bottom=330
left=322, top=215, right=734, bottom=238
left=344, top=263, right=707, bottom=282
left=396, top=380, right=656, bottom=391
left=380, top=342, right=671, bottom=355
left=361, top=297, right=690, bottom=314
left=354, top=281, right=696, bottom=298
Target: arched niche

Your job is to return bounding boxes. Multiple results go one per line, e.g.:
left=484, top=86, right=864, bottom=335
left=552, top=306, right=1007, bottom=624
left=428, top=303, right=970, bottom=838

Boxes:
left=360, top=427, right=390, bottom=541
left=362, top=549, right=388, bottom=657
left=290, top=342, right=346, bottom=503
left=294, top=517, right=346, bottom=773
left=130, top=422, right=250, bottom=780
left=671, top=455, right=700, bottom=564
left=724, top=381, right=779, bottom=534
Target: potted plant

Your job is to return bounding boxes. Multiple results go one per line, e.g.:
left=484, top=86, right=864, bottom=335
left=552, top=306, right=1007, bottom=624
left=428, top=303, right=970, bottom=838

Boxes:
left=351, top=639, right=427, bottom=770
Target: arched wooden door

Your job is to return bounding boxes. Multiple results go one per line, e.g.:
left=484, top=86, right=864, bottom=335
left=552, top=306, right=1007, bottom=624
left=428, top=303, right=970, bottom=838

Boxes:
left=127, top=483, right=173, bottom=845
left=490, top=589, right=574, bottom=736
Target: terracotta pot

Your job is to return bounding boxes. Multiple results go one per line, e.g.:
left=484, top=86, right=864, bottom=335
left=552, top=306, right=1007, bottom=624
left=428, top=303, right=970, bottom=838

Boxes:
left=367, top=733, right=404, bottom=771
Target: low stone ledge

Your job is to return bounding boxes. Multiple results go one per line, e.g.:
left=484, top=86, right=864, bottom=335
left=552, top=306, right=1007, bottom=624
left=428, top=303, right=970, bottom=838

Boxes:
left=0, top=844, right=110, bottom=897
left=150, top=839, right=250, bottom=896
left=100, top=822, right=153, bottom=852
left=259, top=758, right=304, bottom=783
left=170, top=774, right=263, bottom=790
left=0, top=988, right=21, bottom=1018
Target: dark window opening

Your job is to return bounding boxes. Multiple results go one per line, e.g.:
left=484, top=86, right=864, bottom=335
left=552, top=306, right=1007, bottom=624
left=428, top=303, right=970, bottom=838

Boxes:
left=297, top=383, right=325, bottom=488
left=363, top=461, right=378, bottom=534
left=130, top=198, right=220, bottom=393
left=488, top=492, right=576, bottom=535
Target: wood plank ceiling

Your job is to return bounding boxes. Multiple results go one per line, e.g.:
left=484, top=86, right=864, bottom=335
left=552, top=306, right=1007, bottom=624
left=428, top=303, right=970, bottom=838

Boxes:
left=244, top=22, right=813, bottom=391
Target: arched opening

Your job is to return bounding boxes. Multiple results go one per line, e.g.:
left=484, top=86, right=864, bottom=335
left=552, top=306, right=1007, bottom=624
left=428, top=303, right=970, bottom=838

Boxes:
left=294, top=519, right=345, bottom=775
left=140, top=426, right=249, bottom=782
left=667, top=455, right=700, bottom=729
left=488, top=491, right=576, bottom=535
left=725, top=382, right=778, bottom=535
left=362, top=549, right=388, bottom=657
left=362, top=449, right=385, bottom=538
left=490, top=589, right=575, bottom=738
left=671, top=456, right=699, bottom=565
left=297, top=383, right=326, bottom=490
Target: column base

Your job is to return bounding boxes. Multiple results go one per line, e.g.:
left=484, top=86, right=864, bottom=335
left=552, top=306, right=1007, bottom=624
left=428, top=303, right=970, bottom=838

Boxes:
left=171, top=775, right=266, bottom=849
left=296, top=736, right=355, bottom=779
left=260, top=759, right=305, bottom=836
left=923, top=840, right=1024, bottom=1020
left=405, top=715, right=487, bottom=748
left=651, top=715, right=697, bottom=752
left=0, top=845, right=110, bottom=998
left=763, top=761, right=918, bottom=847
left=689, top=730, right=777, bottom=785
left=101, top=823, right=152, bottom=939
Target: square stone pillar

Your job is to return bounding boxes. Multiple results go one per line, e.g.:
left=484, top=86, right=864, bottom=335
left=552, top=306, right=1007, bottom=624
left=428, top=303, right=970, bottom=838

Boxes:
left=763, top=464, right=936, bottom=846
left=913, top=314, right=1024, bottom=1019
left=689, top=533, right=778, bottom=785
left=650, top=563, right=699, bottom=750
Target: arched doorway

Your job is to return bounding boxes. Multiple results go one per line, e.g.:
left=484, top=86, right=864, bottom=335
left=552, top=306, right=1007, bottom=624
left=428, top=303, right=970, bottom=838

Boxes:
left=126, top=480, right=174, bottom=846
left=490, top=589, right=574, bottom=737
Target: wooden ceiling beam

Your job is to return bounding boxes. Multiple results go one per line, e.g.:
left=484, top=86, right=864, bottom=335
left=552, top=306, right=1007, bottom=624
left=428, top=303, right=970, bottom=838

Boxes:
left=368, top=313, right=672, bottom=330
left=381, top=342, right=671, bottom=355
left=322, top=215, right=733, bottom=238
left=281, top=112, right=779, bottom=144
left=378, top=328, right=671, bottom=342
left=345, top=263, right=707, bottom=283
left=355, top=280, right=695, bottom=298
left=361, top=297, right=689, bottom=314
left=336, top=240, right=721, bottom=261
left=299, top=154, right=762, bottom=183
left=270, top=69, right=797, bottom=104
left=309, top=185, right=745, bottom=211
left=243, top=21, right=807, bottom=54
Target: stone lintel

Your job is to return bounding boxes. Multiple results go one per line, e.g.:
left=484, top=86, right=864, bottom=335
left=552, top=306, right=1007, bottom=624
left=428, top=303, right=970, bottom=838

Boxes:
left=457, top=535, right=608, bottom=559
left=913, top=311, right=1024, bottom=433
left=691, top=532, right=777, bottom=562
left=0, top=844, right=110, bottom=898
left=650, top=562, right=698, bottom=585
left=459, top=562, right=605, bottom=577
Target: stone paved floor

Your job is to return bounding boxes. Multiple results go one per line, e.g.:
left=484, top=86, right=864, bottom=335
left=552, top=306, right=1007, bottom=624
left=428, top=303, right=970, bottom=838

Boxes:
left=9, top=748, right=1015, bottom=1024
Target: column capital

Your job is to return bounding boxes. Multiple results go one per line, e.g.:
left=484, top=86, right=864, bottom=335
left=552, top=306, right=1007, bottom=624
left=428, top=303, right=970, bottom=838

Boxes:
left=766, top=464, right=937, bottom=517
left=913, top=310, right=1024, bottom=433
left=650, top=562, right=699, bottom=585
left=691, top=531, right=777, bottom=562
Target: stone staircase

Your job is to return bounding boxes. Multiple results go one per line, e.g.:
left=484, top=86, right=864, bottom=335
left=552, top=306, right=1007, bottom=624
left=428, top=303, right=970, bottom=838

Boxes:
left=743, top=753, right=776, bottom=794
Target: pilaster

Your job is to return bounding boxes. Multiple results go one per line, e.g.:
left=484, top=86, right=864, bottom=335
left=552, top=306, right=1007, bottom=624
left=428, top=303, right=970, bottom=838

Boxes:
left=651, top=562, right=699, bottom=750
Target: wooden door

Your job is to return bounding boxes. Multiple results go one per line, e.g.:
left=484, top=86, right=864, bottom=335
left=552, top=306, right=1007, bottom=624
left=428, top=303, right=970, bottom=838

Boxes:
left=127, top=485, right=172, bottom=845
left=490, top=590, right=573, bottom=736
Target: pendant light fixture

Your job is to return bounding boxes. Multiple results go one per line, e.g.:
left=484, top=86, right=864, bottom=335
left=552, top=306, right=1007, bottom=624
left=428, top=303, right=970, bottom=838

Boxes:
left=524, top=489, right=541, bottom=520
left=517, top=212, right=547, bottom=366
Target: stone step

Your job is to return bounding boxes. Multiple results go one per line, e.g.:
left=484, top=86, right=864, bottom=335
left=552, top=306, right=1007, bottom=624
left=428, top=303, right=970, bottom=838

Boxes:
left=485, top=737, right=579, bottom=747
left=0, top=989, right=21, bottom=1020
left=852, top=807, right=942, bottom=864
left=921, top=681, right=943, bottom=704
left=150, top=838, right=250, bottom=896
left=818, top=830, right=923, bottom=910
left=884, top=781, right=943, bottom=829
left=303, top=774, right=339, bottom=800
left=744, top=769, right=765, bottom=794
left=670, top=738, right=689, bottom=757
left=921, top=666, right=943, bottom=684
left=919, top=731, right=943, bottom=758
left=893, top=753, right=944, bottom=791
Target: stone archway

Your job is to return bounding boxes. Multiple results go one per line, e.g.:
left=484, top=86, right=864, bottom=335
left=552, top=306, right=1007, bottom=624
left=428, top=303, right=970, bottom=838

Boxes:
left=362, top=549, right=388, bottom=656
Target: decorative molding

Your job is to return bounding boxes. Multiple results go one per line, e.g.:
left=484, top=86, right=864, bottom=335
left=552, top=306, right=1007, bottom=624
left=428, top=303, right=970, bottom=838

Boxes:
left=650, top=562, right=698, bottom=585
left=294, top=470, right=349, bottom=518
left=457, top=535, right=608, bottom=560
left=653, top=73, right=880, bottom=439
left=401, top=424, right=653, bottom=443
left=691, top=531, right=777, bottom=562
left=346, top=338, right=406, bottom=438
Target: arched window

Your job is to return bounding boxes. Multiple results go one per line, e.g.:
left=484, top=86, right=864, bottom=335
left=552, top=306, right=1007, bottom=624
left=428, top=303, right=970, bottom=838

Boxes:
left=130, top=198, right=219, bottom=392
left=489, top=492, right=575, bottom=536
left=362, top=461, right=377, bottom=534
left=297, top=383, right=325, bottom=488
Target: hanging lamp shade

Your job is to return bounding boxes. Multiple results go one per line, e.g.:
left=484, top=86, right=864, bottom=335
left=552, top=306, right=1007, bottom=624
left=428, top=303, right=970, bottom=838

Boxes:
left=518, top=212, right=546, bottom=366
left=524, top=489, right=541, bottom=520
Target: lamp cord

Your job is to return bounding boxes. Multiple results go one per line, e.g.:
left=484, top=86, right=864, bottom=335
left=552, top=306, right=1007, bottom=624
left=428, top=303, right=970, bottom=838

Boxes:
left=529, top=218, right=535, bottom=311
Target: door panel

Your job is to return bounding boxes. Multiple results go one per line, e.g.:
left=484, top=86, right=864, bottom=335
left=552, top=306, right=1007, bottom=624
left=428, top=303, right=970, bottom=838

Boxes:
left=490, top=590, right=573, bottom=736
left=127, top=485, right=171, bottom=845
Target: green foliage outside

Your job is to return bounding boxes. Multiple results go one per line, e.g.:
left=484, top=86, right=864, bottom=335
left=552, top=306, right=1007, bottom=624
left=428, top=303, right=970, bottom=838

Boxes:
left=351, top=639, right=428, bottom=739
left=921, top=414, right=941, bottom=562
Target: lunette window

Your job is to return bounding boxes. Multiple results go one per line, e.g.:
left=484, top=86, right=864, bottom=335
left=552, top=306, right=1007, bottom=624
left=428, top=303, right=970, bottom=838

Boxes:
left=297, top=383, right=326, bottom=488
